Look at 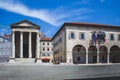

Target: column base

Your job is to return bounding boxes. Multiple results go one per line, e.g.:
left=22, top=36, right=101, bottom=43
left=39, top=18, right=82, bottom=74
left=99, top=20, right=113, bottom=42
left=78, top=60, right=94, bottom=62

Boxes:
left=35, top=58, right=42, bottom=63
left=8, top=58, right=15, bottom=63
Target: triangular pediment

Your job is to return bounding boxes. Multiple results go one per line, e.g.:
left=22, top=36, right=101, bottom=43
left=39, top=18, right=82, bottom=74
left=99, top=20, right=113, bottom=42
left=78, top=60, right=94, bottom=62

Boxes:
left=11, top=20, right=40, bottom=29
left=17, top=22, right=34, bottom=26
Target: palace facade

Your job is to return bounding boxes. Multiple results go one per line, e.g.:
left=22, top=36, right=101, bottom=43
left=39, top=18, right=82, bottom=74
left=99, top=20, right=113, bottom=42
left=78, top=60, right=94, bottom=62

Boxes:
left=52, top=22, right=120, bottom=64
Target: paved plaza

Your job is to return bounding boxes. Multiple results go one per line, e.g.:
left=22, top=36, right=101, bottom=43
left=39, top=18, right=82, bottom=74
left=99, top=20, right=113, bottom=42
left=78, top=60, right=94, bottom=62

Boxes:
left=0, top=63, right=120, bottom=80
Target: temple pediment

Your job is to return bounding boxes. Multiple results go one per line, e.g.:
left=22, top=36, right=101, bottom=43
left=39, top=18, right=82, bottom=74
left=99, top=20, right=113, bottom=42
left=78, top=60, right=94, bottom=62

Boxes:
left=11, top=20, right=40, bottom=29
left=17, top=22, right=34, bottom=26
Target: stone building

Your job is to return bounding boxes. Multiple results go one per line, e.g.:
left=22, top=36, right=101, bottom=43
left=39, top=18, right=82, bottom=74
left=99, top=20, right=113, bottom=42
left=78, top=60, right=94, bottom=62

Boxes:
left=9, top=20, right=41, bottom=63
left=52, top=22, right=120, bottom=64
left=0, top=36, right=11, bottom=62
left=40, top=37, right=53, bottom=63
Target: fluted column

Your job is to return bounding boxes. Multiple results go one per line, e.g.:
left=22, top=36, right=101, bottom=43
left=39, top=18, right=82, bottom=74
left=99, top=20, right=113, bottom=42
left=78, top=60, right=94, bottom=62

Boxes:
left=20, top=32, right=23, bottom=58
left=12, top=31, right=15, bottom=58
left=29, top=32, right=32, bottom=58
left=36, top=33, right=40, bottom=58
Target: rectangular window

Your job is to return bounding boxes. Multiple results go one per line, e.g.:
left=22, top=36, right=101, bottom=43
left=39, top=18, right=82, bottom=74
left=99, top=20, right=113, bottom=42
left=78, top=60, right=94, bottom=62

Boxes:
left=79, top=33, right=85, bottom=40
left=43, top=43, right=45, bottom=45
left=110, top=34, right=114, bottom=41
left=47, top=48, right=49, bottom=51
left=47, top=42, right=49, bottom=45
left=118, top=34, right=120, bottom=41
left=43, top=47, right=45, bottom=51
left=69, top=32, right=75, bottom=39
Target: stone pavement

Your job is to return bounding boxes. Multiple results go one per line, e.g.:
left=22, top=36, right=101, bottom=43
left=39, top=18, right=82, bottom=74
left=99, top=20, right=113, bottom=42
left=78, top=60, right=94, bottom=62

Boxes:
left=0, top=63, right=120, bottom=80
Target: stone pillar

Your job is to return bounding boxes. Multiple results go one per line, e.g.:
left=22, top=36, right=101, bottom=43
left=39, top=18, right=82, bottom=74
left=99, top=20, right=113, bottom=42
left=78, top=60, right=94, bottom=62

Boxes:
left=12, top=31, right=15, bottom=58
left=36, top=33, right=42, bottom=63
left=29, top=32, right=32, bottom=58
left=86, top=50, right=88, bottom=64
left=8, top=31, right=15, bottom=63
left=20, top=32, right=23, bottom=58
left=66, top=51, right=73, bottom=64
left=107, top=51, right=110, bottom=63
left=36, top=33, right=39, bottom=58
left=97, top=44, right=100, bottom=63
left=97, top=50, right=100, bottom=63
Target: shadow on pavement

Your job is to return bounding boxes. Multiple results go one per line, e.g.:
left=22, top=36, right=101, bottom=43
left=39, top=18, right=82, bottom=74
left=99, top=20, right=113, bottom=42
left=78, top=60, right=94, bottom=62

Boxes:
left=65, top=76, right=120, bottom=80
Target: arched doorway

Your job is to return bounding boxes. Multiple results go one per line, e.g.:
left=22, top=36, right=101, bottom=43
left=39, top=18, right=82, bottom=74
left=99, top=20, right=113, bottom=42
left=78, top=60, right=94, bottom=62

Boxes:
left=88, top=46, right=97, bottom=63
left=72, top=45, right=86, bottom=64
left=99, top=46, right=107, bottom=63
left=110, top=46, right=120, bottom=63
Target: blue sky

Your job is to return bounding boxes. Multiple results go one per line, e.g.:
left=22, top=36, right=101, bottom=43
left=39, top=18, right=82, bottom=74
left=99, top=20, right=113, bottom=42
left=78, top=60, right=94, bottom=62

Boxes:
left=0, top=0, right=120, bottom=37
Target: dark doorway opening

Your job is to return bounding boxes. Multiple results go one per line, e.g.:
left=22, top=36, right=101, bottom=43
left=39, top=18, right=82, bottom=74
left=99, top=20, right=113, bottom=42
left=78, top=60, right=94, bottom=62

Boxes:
left=23, top=44, right=28, bottom=58
left=93, top=56, right=97, bottom=63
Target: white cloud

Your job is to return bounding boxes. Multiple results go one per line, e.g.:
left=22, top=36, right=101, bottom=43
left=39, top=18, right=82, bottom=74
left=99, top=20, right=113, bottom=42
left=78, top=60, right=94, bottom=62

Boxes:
left=45, top=28, right=54, bottom=36
left=0, top=0, right=93, bottom=26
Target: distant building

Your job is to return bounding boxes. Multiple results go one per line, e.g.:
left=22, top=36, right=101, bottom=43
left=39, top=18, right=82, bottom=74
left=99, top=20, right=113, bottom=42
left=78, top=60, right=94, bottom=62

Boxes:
left=0, top=36, right=11, bottom=62
left=4, top=34, right=12, bottom=39
left=52, top=22, right=120, bottom=64
left=40, top=37, right=53, bottom=63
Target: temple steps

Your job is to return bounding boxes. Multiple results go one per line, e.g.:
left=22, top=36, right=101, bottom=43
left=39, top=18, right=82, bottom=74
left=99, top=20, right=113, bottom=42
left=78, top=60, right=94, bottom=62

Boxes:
left=15, top=58, right=36, bottom=63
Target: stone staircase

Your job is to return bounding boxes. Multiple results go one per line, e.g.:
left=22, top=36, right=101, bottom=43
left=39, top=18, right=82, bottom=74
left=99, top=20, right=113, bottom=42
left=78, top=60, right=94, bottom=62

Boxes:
left=15, top=58, right=36, bottom=64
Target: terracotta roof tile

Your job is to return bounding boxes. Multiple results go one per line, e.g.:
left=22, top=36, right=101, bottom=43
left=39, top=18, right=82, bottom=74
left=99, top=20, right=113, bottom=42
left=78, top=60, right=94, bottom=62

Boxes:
left=41, top=37, right=52, bottom=41
left=65, top=22, right=110, bottom=26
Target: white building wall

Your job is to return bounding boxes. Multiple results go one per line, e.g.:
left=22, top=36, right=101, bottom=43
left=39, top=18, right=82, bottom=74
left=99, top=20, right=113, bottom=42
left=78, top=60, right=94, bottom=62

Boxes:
left=53, top=28, right=66, bottom=63
left=0, top=37, right=11, bottom=62
left=65, top=25, right=120, bottom=63
left=40, top=41, right=53, bottom=62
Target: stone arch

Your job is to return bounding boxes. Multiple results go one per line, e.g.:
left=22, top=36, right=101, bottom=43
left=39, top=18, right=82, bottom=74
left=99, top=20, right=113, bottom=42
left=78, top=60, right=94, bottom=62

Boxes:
left=110, top=45, right=120, bottom=63
left=88, top=46, right=97, bottom=63
left=99, top=46, right=108, bottom=63
left=72, top=45, right=86, bottom=64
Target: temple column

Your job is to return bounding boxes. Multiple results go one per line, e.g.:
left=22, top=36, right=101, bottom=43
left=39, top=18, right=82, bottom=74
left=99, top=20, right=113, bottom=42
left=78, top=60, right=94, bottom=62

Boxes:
left=12, top=31, right=15, bottom=58
left=8, top=31, right=15, bottom=63
left=20, top=32, right=23, bottom=58
left=36, top=32, right=42, bottom=63
left=29, top=32, right=32, bottom=58
left=36, top=32, right=39, bottom=58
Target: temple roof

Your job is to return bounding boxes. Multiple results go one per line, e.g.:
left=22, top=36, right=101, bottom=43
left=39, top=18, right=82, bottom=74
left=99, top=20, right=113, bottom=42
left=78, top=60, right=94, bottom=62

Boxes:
left=11, top=20, right=40, bottom=29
